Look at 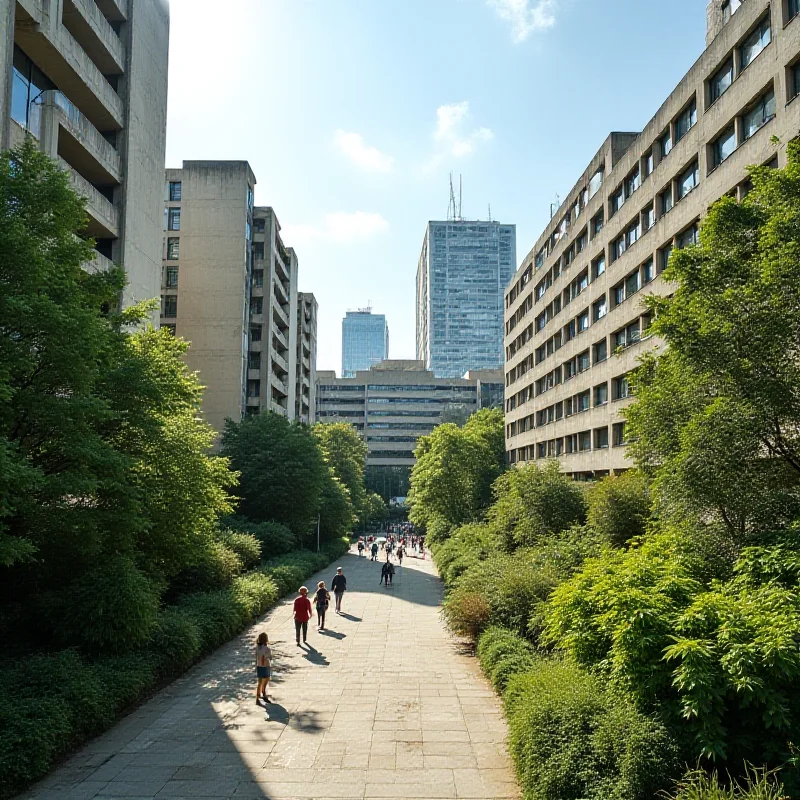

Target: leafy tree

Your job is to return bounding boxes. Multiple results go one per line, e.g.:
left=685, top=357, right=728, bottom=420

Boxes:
left=313, top=422, right=367, bottom=519
left=586, top=469, right=651, bottom=547
left=626, top=142, right=800, bottom=537
left=362, top=492, right=388, bottom=526
left=317, top=469, right=354, bottom=542
left=221, top=412, right=325, bottom=539
left=487, top=461, right=586, bottom=550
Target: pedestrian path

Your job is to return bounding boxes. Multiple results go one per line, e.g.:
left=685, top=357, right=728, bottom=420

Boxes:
left=20, top=548, right=520, bottom=799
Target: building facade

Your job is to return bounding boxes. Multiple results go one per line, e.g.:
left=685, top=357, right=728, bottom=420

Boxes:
left=1, top=0, right=169, bottom=313
left=316, top=360, right=503, bottom=468
left=417, top=219, right=516, bottom=379
left=159, top=161, right=316, bottom=435
left=503, top=0, right=800, bottom=478
left=341, top=309, right=389, bottom=378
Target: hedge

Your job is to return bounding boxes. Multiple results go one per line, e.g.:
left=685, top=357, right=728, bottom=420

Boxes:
left=0, top=537, right=349, bottom=800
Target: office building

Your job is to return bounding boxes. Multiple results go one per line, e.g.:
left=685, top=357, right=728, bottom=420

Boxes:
left=160, top=161, right=316, bottom=435
left=316, top=360, right=503, bottom=468
left=417, top=219, right=516, bottom=378
left=503, top=0, right=800, bottom=478
left=341, top=309, right=389, bottom=377
left=1, top=0, right=169, bottom=312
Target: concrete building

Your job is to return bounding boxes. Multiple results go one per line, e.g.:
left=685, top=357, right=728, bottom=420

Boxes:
left=296, top=292, right=318, bottom=424
left=417, top=219, right=516, bottom=379
left=316, top=360, right=503, bottom=468
left=341, top=309, right=389, bottom=378
left=1, top=0, right=169, bottom=312
left=160, top=161, right=315, bottom=435
left=503, top=0, right=800, bottom=478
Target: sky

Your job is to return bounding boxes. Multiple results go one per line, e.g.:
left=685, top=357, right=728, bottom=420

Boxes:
left=165, top=0, right=708, bottom=375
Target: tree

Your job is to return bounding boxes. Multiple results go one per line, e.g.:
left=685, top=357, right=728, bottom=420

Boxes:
left=586, top=469, right=650, bottom=548
left=221, top=412, right=325, bottom=540
left=362, top=492, right=388, bottom=526
left=313, top=422, right=367, bottom=520
left=317, top=468, right=354, bottom=542
left=626, top=141, right=800, bottom=537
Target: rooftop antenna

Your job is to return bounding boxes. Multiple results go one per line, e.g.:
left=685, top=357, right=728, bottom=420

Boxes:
left=549, top=193, right=561, bottom=220
left=447, top=173, right=456, bottom=220
left=488, top=203, right=492, bottom=222
left=458, top=174, right=463, bottom=220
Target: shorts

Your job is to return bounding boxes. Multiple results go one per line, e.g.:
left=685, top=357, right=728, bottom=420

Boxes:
left=256, top=665, right=271, bottom=679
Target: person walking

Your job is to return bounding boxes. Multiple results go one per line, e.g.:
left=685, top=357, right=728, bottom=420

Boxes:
left=380, top=560, right=391, bottom=587
left=255, top=632, right=272, bottom=705
left=396, top=546, right=404, bottom=566
left=387, top=559, right=396, bottom=587
left=293, top=586, right=313, bottom=645
left=371, top=541, right=379, bottom=561
left=314, top=581, right=330, bottom=630
left=331, top=567, right=347, bottom=614
left=357, top=539, right=365, bottom=557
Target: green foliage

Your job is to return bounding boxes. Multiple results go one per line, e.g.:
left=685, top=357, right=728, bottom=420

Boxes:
left=224, top=517, right=296, bottom=557
left=318, top=468, right=355, bottom=540
left=362, top=491, right=389, bottom=525
left=221, top=412, right=325, bottom=539
left=171, top=537, right=244, bottom=595
left=147, top=608, right=201, bottom=677
left=504, top=658, right=681, bottom=800
left=487, top=461, right=586, bottom=550
left=669, top=767, right=788, bottom=800
left=314, top=422, right=367, bottom=520
left=477, top=626, right=536, bottom=691
left=408, top=408, right=505, bottom=534
left=218, top=530, right=261, bottom=570
left=587, top=470, right=651, bottom=547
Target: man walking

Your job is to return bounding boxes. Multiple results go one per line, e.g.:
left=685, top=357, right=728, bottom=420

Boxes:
left=293, top=586, right=313, bottom=646
left=380, top=560, right=391, bottom=587
left=331, top=566, right=347, bottom=614
left=371, top=541, right=379, bottom=561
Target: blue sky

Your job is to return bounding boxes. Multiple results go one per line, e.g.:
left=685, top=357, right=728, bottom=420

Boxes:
left=165, top=0, right=707, bottom=374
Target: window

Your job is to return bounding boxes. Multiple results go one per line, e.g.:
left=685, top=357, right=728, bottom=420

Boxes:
left=610, top=188, right=624, bottom=216
left=658, top=244, right=673, bottom=274
left=254, top=218, right=265, bottom=233
left=576, top=230, right=588, bottom=252
left=578, top=430, right=591, bottom=451
left=642, top=204, right=655, bottom=231
left=791, top=61, right=800, bottom=100
left=247, top=380, right=260, bottom=398
left=166, top=237, right=179, bottom=260
left=593, top=296, right=607, bottom=321
left=578, top=351, right=590, bottom=372
left=592, top=255, right=606, bottom=280
left=613, top=375, right=630, bottom=400
left=659, top=129, right=672, bottom=159
left=577, top=391, right=590, bottom=413
left=677, top=161, right=699, bottom=200
left=253, top=241, right=264, bottom=259
left=790, top=0, right=800, bottom=22
left=594, top=383, right=608, bottom=406
left=643, top=150, right=654, bottom=177
left=740, top=16, right=771, bottom=70
left=163, top=295, right=177, bottom=318
left=165, top=267, right=178, bottom=288
left=625, top=167, right=641, bottom=197
left=722, top=0, right=741, bottom=24
left=674, top=99, right=697, bottom=142
left=613, top=422, right=627, bottom=447
left=248, top=352, right=261, bottom=370
left=252, top=269, right=264, bottom=288
left=612, top=234, right=626, bottom=261
left=626, top=320, right=641, bottom=344
left=626, top=221, right=640, bottom=248
left=250, top=297, right=263, bottom=315
left=167, top=207, right=180, bottom=231
left=660, top=185, right=674, bottom=215
left=564, top=358, right=577, bottom=380
left=577, top=310, right=590, bottom=332
left=613, top=283, right=625, bottom=306
left=589, top=167, right=604, bottom=198
left=710, top=58, right=734, bottom=103
left=677, top=224, right=699, bottom=249
left=743, top=89, right=776, bottom=140
left=168, top=181, right=181, bottom=201
left=593, top=339, right=608, bottom=364
left=250, top=325, right=262, bottom=342
left=642, top=258, right=655, bottom=284
left=712, top=124, right=736, bottom=168
left=625, top=271, right=640, bottom=297
left=592, top=211, right=604, bottom=236
left=594, top=427, right=609, bottom=449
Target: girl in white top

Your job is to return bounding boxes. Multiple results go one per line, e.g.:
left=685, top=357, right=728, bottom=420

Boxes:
left=255, top=632, right=272, bottom=705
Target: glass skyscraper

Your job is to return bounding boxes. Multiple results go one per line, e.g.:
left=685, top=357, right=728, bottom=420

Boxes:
left=341, top=310, right=389, bottom=377
left=416, top=220, right=516, bottom=378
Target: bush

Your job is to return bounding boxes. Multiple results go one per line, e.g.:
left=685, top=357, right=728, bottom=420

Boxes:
left=218, top=531, right=261, bottom=569
left=442, top=591, right=491, bottom=638
left=172, top=538, right=243, bottom=595
left=59, top=555, right=161, bottom=654
left=669, top=767, right=788, bottom=800
left=223, top=517, right=297, bottom=557
left=504, top=658, right=681, bottom=800
left=477, top=626, right=536, bottom=691
left=148, top=608, right=201, bottom=677
left=586, top=470, right=651, bottom=547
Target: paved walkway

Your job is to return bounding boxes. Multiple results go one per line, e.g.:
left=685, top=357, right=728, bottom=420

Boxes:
left=20, top=548, right=520, bottom=800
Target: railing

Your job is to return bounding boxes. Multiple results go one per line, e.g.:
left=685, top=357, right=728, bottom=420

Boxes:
left=59, top=157, right=119, bottom=232
left=43, top=90, right=120, bottom=175
left=71, top=0, right=124, bottom=68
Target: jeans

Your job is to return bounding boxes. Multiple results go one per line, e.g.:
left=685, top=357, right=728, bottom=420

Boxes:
left=334, top=590, right=344, bottom=612
left=294, top=620, right=308, bottom=642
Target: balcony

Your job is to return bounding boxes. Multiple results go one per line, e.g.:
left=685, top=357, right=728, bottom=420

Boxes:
left=270, top=373, right=289, bottom=398
left=272, top=327, right=288, bottom=352
left=272, top=276, right=289, bottom=305
left=271, top=350, right=289, bottom=375
left=42, top=90, right=121, bottom=183
left=95, top=0, right=127, bottom=21
left=59, top=157, right=119, bottom=237
left=86, top=248, right=114, bottom=272
left=272, top=299, right=290, bottom=331
left=274, top=252, right=290, bottom=283
left=62, top=0, right=125, bottom=74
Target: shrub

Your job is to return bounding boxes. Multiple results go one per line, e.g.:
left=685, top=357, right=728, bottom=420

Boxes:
left=504, top=658, right=681, bottom=800
left=172, top=538, right=243, bottom=594
left=218, top=531, right=261, bottom=569
left=223, top=517, right=296, bottom=557
left=263, top=564, right=307, bottom=597
left=59, top=555, right=160, bottom=654
left=587, top=470, right=651, bottom=547
left=669, top=766, right=788, bottom=800
left=477, top=626, right=536, bottom=691
left=148, top=608, right=201, bottom=677
left=442, top=591, right=491, bottom=638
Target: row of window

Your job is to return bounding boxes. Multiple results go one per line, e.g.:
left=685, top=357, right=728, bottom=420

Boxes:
left=509, top=422, right=628, bottom=463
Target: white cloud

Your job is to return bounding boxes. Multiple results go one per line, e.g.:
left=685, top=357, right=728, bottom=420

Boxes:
left=488, top=0, right=557, bottom=43
left=333, top=130, right=394, bottom=173
left=283, top=211, right=389, bottom=247
left=425, top=102, right=493, bottom=170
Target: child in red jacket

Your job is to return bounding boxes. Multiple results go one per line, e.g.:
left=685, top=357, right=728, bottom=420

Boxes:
left=293, top=586, right=313, bottom=645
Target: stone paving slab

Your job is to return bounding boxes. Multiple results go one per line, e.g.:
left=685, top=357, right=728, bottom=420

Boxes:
left=17, top=547, right=520, bottom=800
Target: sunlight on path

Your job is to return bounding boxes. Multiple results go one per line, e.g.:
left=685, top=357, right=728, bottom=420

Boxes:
left=19, top=548, right=520, bottom=799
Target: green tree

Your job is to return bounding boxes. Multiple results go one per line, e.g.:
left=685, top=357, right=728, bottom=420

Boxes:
left=362, top=491, right=388, bottom=526
left=317, top=468, right=354, bottom=542
left=626, top=141, right=800, bottom=537
left=221, top=412, right=325, bottom=540
left=586, top=469, right=651, bottom=548
left=313, top=422, right=367, bottom=520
